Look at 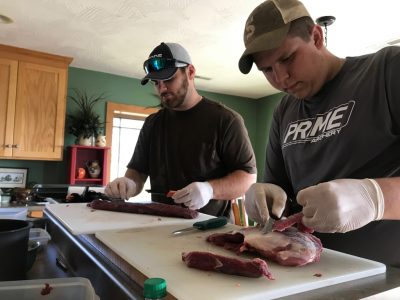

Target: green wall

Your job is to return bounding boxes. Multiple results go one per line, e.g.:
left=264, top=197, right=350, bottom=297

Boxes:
left=254, top=93, right=283, bottom=181
left=67, top=68, right=259, bottom=148
left=2, top=67, right=281, bottom=186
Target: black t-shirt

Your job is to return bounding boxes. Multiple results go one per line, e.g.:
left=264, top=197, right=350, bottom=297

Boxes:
left=128, top=97, right=256, bottom=217
left=265, top=46, right=400, bottom=266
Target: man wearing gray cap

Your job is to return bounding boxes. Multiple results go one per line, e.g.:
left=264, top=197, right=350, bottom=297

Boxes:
left=240, top=0, right=400, bottom=266
left=106, top=42, right=257, bottom=217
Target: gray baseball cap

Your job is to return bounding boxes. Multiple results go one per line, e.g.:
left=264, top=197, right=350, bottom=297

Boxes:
left=141, top=42, right=192, bottom=85
left=239, top=0, right=310, bottom=74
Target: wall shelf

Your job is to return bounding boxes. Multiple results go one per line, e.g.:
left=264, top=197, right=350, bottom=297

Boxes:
left=68, top=145, right=110, bottom=186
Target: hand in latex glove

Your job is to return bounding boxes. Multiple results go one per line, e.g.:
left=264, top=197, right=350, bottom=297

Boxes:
left=105, top=177, right=137, bottom=200
left=172, top=182, right=213, bottom=210
left=244, top=183, right=287, bottom=226
left=297, top=179, right=385, bottom=233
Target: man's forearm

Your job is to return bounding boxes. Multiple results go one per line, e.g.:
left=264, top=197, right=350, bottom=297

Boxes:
left=209, top=170, right=256, bottom=200
left=375, top=177, right=400, bottom=220
left=124, top=168, right=148, bottom=197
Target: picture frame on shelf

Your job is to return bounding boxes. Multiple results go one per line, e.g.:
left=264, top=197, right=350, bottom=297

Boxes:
left=0, top=167, right=28, bottom=188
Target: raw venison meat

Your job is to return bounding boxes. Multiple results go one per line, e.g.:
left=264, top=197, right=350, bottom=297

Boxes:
left=88, top=199, right=199, bottom=219
left=272, top=212, right=314, bottom=233
left=242, top=227, right=322, bottom=266
left=182, top=251, right=273, bottom=279
left=207, top=214, right=322, bottom=266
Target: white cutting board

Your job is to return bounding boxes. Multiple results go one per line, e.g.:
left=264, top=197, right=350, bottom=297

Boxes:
left=95, top=224, right=386, bottom=300
left=45, top=203, right=211, bottom=235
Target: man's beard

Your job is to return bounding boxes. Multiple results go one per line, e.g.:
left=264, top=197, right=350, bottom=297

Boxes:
left=160, top=75, right=189, bottom=109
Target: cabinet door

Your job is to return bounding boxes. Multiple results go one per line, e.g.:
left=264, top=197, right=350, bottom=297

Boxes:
left=12, top=62, right=67, bottom=160
left=0, top=58, right=17, bottom=157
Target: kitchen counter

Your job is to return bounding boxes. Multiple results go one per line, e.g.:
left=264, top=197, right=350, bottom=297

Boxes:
left=0, top=198, right=59, bottom=210
left=42, top=209, right=400, bottom=300
left=45, top=211, right=145, bottom=300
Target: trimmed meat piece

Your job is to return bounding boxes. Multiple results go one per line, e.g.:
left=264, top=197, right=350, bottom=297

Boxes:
left=204, top=231, right=244, bottom=252
left=182, top=251, right=273, bottom=279
left=273, top=212, right=314, bottom=233
left=243, top=227, right=322, bottom=266
left=207, top=226, right=322, bottom=266
left=41, top=283, right=53, bottom=295
left=166, top=190, right=176, bottom=197
left=87, top=199, right=199, bottom=219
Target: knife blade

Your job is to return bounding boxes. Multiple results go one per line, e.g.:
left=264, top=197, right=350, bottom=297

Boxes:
left=261, top=218, right=275, bottom=234
left=261, top=214, right=282, bottom=234
left=172, top=216, right=228, bottom=236
left=96, top=195, right=125, bottom=202
left=146, top=190, right=176, bottom=197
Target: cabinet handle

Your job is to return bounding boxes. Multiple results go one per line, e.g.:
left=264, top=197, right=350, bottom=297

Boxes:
left=5, top=144, right=12, bottom=148
left=12, top=144, right=19, bottom=148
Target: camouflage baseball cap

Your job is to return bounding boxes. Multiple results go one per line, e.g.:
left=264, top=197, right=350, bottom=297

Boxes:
left=238, top=0, right=310, bottom=74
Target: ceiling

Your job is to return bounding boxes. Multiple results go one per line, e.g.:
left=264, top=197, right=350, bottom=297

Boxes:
left=1, top=0, right=400, bottom=99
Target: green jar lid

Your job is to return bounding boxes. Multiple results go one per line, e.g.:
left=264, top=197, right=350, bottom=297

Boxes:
left=143, top=278, right=167, bottom=299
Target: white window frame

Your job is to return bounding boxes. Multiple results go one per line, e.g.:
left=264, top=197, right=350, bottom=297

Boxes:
left=105, top=102, right=159, bottom=183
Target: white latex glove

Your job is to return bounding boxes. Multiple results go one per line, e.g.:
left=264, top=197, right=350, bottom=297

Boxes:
left=244, top=183, right=287, bottom=226
left=105, top=177, right=137, bottom=200
left=172, top=182, right=213, bottom=210
left=297, top=178, right=385, bottom=233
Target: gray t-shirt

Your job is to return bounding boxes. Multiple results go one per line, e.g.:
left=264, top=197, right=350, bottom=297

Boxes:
left=128, top=97, right=256, bottom=217
left=265, top=46, right=400, bottom=266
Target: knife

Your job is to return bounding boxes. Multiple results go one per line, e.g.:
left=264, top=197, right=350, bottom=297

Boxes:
left=146, top=190, right=176, bottom=197
left=172, top=216, right=228, bottom=236
left=261, top=215, right=279, bottom=234
left=261, top=218, right=274, bottom=234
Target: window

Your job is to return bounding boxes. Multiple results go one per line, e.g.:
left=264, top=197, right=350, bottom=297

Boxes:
left=110, top=117, right=144, bottom=179
left=105, top=102, right=159, bottom=201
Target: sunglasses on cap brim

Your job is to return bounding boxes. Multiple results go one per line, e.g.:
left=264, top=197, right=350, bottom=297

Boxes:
left=143, top=57, right=189, bottom=74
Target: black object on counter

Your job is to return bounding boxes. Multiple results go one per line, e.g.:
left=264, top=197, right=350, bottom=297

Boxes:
left=0, top=219, right=31, bottom=280
left=30, top=184, right=69, bottom=202
left=65, top=186, right=110, bottom=203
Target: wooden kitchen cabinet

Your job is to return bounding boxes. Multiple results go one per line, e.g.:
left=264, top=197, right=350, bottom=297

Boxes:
left=0, top=44, right=73, bottom=160
left=68, top=145, right=110, bottom=186
left=0, top=57, right=17, bottom=158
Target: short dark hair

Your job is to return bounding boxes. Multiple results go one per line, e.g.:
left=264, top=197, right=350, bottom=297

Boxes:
left=288, top=16, right=315, bottom=42
left=178, top=66, right=188, bottom=72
